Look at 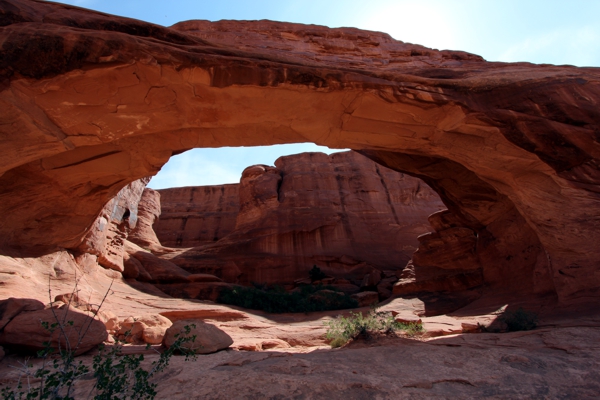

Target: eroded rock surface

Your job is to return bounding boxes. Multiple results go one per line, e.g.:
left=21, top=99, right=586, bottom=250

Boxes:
left=158, top=151, right=444, bottom=287
left=156, top=185, right=240, bottom=248
left=128, top=188, right=164, bottom=252
left=0, top=0, right=599, bottom=310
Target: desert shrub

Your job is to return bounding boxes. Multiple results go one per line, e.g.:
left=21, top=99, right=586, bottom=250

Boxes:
left=217, top=284, right=358, bottom=313
left=308, top=265, right=327, bottom=282
left=1, top=323, right=197, bottom=400
left=1, top=281, right=198, bottom=400
left=93, top=323, right=197, bottom=400
left=501, top=307, right=538, bottom=332
left=325, top=309, right=424, bottom=348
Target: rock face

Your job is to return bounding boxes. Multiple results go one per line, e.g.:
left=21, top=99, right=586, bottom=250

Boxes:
left=157, top=151, right=444, bottom=286
left=156, top=185, right=240, bottom=248
left=77, top=178, right=150, bottom=273
left=128, top=188, right=164, bottom=252
left=0, top=0, right=599, bottom=305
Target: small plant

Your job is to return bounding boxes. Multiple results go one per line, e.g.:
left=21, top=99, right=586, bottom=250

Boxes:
left=308, top=265, right=327, bottom=283
left=1, top=321, right=91, bottom=400
left=91, top=324, right=197, bottom=399
left=501, top=307, right=538, bottom=332
left=1, top=279, right=198, bottom=400
left=1, top=323, right=197, bottom=400
left=218, top=284, right=358, bottom=313
left=325, top=309, right=424, bottom=348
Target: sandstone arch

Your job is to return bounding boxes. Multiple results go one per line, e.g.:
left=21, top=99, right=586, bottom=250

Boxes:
left=1, top=0, right=599, bottom=304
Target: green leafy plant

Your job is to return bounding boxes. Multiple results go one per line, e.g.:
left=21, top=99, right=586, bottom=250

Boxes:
left=1, top=281, right=198, bottom=400
left=91, top=324, right=197, bottom=399
left=1, top=323, right=198, bottom=400
left=1, top=321, right=91, bottom=400
left=308, top=265, right=327, bottom=283
left=325, top=309, right=424, bottom=348
left=218, top=284, right=358, bottom=313
left=501, top=307, right=538, bottom=332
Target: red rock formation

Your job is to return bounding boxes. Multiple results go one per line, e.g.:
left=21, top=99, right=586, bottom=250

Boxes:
left=163, top=320, right=233, bottom=354
left=159, top=151, right=444, bottom=287
left=0, top=306, right=108, bottom=355
left=156, top=185, right=240, bottom=248
left=77, top=178, right=150, bottom=272
left=128, top=188, right=164, bottom=252
left=0, top=0, right=599, bottom=306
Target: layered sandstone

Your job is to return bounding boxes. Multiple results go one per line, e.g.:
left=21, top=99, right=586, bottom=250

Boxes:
left=156, top=185, right=240, bottom=248
left=0, top=0, right=599, bottom=306
left=159, top=151, right=444, bottom=287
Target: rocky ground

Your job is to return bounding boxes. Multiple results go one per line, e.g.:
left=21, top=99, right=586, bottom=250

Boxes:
left=2, top=1, right=600, bottom=398
left=1, top=273, right=599, bottom=399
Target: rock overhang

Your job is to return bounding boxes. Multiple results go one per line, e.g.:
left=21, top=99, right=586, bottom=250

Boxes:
left=1, top=0, right=599, bottom=303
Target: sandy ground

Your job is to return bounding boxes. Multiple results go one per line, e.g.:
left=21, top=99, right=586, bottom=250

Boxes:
left=2, top=256, right=600, bottom=398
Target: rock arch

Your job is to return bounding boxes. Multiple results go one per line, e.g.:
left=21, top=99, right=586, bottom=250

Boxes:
left=1, top=0, right=599, bottom=303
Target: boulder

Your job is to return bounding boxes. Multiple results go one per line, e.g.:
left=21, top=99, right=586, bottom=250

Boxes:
left=163, top=320, right=233, bottom=354
left=0, top=298, right=45, bottom=331
left=117, top=314, right=173, bottom=344
left=351, top=291, right=379, bottom=308
left=53, top=293, right=95, bottom=311
left=96, top=310, right=119, bottom=334
left=0, top=307, right=107, bottom=355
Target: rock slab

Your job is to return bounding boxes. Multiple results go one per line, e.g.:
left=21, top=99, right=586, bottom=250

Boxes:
left=163, top=320, right=233, bottom=354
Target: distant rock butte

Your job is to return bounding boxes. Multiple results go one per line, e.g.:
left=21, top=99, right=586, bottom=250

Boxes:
left=156, top=151, right=444, bottom=287
left=0, top=0, right=599, bottom=306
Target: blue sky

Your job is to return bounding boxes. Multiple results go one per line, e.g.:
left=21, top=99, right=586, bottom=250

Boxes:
left=53, top=0, right=600, bottom=188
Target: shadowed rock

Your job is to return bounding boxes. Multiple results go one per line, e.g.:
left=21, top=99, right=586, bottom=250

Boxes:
left=0, top=0, right=599, bottom=306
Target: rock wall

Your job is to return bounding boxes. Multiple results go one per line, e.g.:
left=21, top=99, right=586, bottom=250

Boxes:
left=1, top=0, right=599, bottom=305
left=156, top=151, right=444, bottom=286
left=156, top=185, right=240, bottom=248
left=77, top=178, right=150, bottom=272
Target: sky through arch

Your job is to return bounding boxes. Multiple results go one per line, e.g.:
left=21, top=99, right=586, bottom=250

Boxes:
left=52, top=0, right=600, bottom=188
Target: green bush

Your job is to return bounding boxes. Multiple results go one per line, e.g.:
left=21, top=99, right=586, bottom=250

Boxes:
left=217, top=284, right=358, bottom=313
left=1, top=323, right=197, bottom=400
left=1, top=281, right=198, bottom=400
left=308, top=265, right=327, bottom=283
left=325, top=309, right=424, bottom=348
left=501, top=307, right=538, bottom=332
